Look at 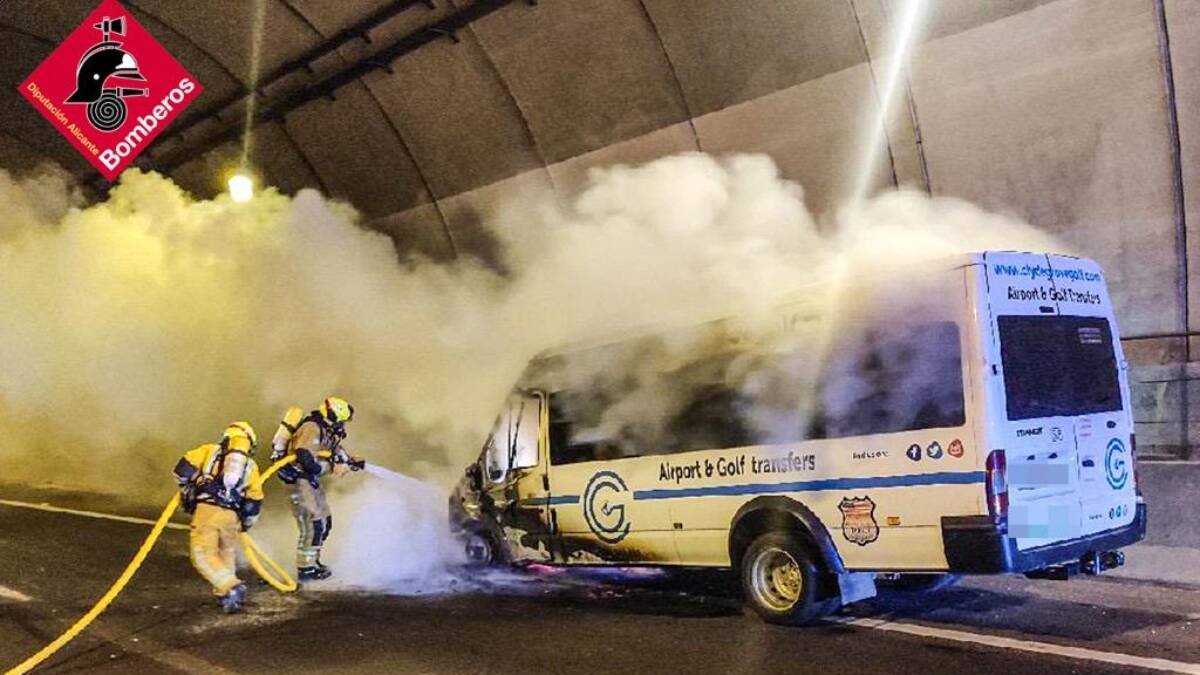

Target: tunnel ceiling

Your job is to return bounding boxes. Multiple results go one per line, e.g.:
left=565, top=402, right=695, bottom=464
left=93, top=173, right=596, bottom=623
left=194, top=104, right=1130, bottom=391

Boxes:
left=0, top=0, right=1059, bottom=221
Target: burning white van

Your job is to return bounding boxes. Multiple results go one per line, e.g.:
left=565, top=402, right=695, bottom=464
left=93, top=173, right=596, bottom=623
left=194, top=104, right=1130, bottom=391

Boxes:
left=449, top=251, right=1145, bottom=625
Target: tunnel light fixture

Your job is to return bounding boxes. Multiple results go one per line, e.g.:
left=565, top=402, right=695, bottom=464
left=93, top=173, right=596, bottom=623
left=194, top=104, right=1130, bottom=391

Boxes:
left=228, top=173, right=254, bottom=203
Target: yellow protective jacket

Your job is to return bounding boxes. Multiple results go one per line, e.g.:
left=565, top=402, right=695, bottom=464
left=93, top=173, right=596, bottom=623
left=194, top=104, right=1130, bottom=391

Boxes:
left=175, top=437, right=264, bottom=511
left=273, top=408, right=351, bottom=485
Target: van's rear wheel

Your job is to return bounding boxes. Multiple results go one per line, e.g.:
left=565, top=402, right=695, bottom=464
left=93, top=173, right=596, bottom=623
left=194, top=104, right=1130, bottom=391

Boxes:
left=741, top=531, right=834, bottom=625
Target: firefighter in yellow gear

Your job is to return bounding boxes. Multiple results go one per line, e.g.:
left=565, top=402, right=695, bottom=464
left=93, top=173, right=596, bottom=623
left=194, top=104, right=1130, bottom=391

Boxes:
left=270, top=397, right=364, bottom=581
left=173, top=421, right=264, bottom=613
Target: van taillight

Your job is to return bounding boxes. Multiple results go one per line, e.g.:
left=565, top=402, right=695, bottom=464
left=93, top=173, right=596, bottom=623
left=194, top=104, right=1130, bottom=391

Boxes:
left=985, top=450, right=1008, bottom=523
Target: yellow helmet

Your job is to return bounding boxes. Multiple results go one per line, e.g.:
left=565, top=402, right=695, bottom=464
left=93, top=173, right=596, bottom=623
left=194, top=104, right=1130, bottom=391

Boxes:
left=223, top=421, right=258, bottom=452
left=319, top=397, right=354, bottom=426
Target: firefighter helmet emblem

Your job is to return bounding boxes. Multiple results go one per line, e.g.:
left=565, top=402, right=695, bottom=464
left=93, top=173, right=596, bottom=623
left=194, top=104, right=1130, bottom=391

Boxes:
left=838, top=496, right=879, bottom=546
left=64, top=15, right=148, bottom=131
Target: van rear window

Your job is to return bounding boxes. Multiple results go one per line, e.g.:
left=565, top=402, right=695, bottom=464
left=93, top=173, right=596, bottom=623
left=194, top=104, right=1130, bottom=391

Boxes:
left=998, top=315, right=1121, bottom=421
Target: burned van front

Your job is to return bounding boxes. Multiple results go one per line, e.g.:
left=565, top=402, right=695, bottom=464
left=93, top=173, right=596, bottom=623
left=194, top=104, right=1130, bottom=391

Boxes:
left=448, top=390, right=551, bottom=566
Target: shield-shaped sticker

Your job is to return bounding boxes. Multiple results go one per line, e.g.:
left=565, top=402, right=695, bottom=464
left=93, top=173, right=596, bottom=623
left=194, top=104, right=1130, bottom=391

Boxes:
left=838, top=496, right=879, bottom=546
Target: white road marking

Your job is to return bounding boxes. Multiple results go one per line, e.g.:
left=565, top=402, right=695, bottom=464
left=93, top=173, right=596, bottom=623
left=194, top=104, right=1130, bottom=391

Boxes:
left=6, top=497, right=1199, bottom=672
left=1, top=499, right=235, bottom=673
left=0, top=584, right=32, bottom=602
left=0, top=498, right=188, bottom=530
left=834, top=616, right=1200, bottom=674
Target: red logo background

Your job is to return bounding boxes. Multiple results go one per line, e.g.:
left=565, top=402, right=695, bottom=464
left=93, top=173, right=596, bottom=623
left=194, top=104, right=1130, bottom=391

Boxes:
left=17, top=0, right=203, bottom=180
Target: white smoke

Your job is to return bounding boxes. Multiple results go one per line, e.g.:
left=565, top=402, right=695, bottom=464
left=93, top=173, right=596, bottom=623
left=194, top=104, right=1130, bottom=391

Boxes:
left=248, top=466, right=463, bottom=595
left=0, top=153, right=1064, bottom=593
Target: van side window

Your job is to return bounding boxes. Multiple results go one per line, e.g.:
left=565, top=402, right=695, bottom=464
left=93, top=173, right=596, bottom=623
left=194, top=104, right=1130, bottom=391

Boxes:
left=549, top=365, right=757, bottom=465
left=549, top=393, right=584, bottom=465
left=815, top=321, right=966, bottom=438
left=666, top=382, right=756, bottom=452
left=545, top=321, right=966, bottom=465
left=549, top=391, right=631, bottom=465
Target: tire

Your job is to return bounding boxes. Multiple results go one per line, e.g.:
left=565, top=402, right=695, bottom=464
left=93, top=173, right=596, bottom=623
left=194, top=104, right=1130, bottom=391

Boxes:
left=462, top=529, right=498, bottom=567
left=740, top=531, right=835, bottom=625
left=885, top=573, right=960, bottom=592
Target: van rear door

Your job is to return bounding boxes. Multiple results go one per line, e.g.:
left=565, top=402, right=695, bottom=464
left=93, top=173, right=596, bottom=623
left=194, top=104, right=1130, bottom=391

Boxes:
left=1042, top=255, right=1137, bottom=539
left=984, top=252, right=1135, bottom=550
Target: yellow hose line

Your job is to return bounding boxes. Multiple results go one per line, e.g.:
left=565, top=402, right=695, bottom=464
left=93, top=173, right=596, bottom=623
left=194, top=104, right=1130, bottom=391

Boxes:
left=5, top=452, right=332, bottom=674
left=236, top=452, right=333, bottom=594
left=241, top=532, right=297, bottom=592
left=257, top=453, right=313, bottom=485
left=5, top=494, right=182, bottom=675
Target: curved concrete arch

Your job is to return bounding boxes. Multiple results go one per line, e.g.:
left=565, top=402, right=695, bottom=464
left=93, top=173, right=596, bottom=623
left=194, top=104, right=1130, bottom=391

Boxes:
left=631, top=0, right=701, bottom=153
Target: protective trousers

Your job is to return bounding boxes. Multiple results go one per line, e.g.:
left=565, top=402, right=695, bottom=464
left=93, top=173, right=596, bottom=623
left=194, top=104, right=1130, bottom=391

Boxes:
left=286, top=480, right=332, bottom=568
left=189, top=503, right=242, bottom=596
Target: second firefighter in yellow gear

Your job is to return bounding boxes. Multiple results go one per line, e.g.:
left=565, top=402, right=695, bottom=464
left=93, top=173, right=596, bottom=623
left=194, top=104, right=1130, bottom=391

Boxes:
left=174, top=421, right=264, bottom=613
left=271, top=397, right=364, bottom=581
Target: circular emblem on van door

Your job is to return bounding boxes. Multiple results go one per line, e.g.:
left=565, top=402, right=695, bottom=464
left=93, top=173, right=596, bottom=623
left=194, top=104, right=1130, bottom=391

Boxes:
left=1105, top=438, right=1128, bottom=490
left=583, top=471, right=632, bottom=544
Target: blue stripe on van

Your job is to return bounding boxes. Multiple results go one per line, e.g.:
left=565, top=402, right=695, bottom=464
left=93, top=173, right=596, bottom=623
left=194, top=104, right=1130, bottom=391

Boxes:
left=519, top=495, right=581, bottom=506
left=632, top=471, right=986, bottom=501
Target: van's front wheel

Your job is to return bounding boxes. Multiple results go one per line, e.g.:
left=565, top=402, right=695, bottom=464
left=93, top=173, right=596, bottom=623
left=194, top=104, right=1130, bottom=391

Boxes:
left=741, top=531, right=833, bottom=625
left=462, top=530, right=497, bottom=566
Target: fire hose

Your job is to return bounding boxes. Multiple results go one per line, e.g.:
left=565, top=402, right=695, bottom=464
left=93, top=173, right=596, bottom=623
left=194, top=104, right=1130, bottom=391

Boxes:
left=5, top=452, right=335, bottom=675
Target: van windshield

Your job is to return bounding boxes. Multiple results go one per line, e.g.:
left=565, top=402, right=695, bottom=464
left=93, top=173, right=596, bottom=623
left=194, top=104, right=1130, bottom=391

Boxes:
left=998, top=315, right=1122, bottom=421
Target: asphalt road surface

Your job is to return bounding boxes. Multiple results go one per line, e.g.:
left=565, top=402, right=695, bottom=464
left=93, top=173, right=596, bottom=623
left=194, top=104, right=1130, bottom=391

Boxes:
left=2, top=486, right=1198, bottom=675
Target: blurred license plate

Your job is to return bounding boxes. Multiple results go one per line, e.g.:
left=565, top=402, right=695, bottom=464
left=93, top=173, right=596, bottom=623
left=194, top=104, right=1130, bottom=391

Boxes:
left=1009, top=463, right=1071, bottom=487
left=1010, top=504, right=1075, bottom=539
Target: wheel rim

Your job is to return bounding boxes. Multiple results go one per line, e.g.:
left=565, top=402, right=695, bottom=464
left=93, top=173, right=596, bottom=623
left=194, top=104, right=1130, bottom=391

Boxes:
left=749, top=546, right=803, bottom=611
left=465, top=532, right=493, bottom=564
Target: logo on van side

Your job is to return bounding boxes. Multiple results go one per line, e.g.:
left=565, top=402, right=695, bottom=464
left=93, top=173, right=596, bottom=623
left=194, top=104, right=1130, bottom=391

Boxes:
left=583, top=471, right=632, bottom=544
left=839, top=496, right=879, bottom=546
left=1105, top=438, right=1129, bottom=490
